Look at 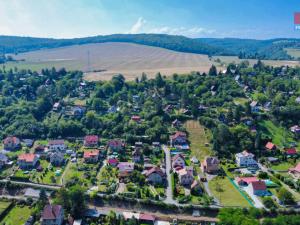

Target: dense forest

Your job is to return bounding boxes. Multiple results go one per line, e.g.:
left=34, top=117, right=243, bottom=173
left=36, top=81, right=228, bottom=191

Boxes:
left=0, top=34, right=300, bottom=60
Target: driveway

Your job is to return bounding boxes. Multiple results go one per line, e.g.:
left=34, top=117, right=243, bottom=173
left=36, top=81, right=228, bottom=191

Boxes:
left=162, top=145, right=177, bottom=204
left=116, top=182, right=126, bottom=194
left=241, top=184, right=264, bottom=208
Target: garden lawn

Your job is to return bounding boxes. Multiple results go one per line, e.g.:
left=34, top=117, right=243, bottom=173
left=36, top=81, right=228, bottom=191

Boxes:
left=209, top=177, right=251, bottom=207
left=0, top=205, right=32, bottom=225
left=234, top=97, right=249, bottom=106
left=271, top=162, right=296, bottom=171
left=258, top=120, right=296, bottom=147
left=184, top=120, right=212, bottom=161
left=0, top=201, right=11, bottom=214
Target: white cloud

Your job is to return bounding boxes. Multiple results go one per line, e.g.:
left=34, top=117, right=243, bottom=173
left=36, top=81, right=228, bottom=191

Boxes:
left=149, top=26, right=216, bottom=37
left=130, top=17, right=146, bottom=34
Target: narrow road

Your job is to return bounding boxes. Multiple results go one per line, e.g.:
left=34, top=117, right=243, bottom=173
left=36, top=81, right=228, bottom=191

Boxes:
left=89, top=204, right=219, bottom=223
left=200, top=173, right=220, bottom=205
left=162, top=145, right=177, bottom=205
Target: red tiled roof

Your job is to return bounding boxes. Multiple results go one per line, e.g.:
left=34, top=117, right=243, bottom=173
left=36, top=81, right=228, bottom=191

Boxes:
left=236, top=177, right=258, bottom=185
left=84, top=150, right=99, bottom=158
left=131, top=115, right=141, bottom=121
left=85, top=135, right=99, bottom=143
left=18, top=153, right=36, bottom=163
left=108, top=139, right=124, bottom=147
left=108, top=158, right=119, bottom=164
left=265, top=142, right=276, bottom=150
left=251, top=181, right=266, bottom=191
left=285, top=148, right=297, bottom=155
left=49, top=139, right=65, bottom=145
left=42, top=205, right=62, bottom=220
left=3, top=136, right=19, bottom=145
left=139, top=213, right=156, bottom=221
left=171, top=131, right=186, bottom=140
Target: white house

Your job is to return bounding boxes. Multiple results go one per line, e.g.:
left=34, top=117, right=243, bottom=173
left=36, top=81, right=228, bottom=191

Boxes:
left=48, top=140, right=66, bottom=152
left=235, top=150, right=257, bottom=167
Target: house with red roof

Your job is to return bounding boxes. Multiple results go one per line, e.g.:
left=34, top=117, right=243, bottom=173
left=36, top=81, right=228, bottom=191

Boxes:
left=289, top=163, right=300, bottom=179
left=285, top=148, right=297, bottom=157
left=177, top=167, right=194, bottom=186
left=250, top=181, right=268, bottom=196
left=18, top=153, right=38, bottom=169
left=3, top=136, right=21, bottom=151
left=41, top=204, right=64, bottom=225
left=235, top=177, right=259, bottom=186
left=144, top=167, right=166, bottom=185
left=131, top=115, right=141, bottom=122
left=84, top=135, right=99, bottom=147
left=84, top=150, right=100, bottom=163
left=139, top=213, right=156, bottom=223
left=265, top=142, right=276, bottom=151
left=107, top=139, right=125, bottom=152
left=108, top=158, right=119, bottom=167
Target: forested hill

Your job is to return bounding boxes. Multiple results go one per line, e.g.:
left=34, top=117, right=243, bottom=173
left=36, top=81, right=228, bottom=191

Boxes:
left=0, top=34, right=300, bottom=60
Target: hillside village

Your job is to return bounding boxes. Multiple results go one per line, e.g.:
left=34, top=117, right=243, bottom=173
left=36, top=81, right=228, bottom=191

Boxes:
left=0, top=60, right=299, bottom=224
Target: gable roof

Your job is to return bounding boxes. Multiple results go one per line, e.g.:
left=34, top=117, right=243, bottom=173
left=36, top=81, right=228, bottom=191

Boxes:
left=251, top=181, right=266, bottom=191
left=170, top=131, right=187, bottom=140
left=172, top=153, right=184, bottom=162
left=285, top=148, right=297, bottom=155
left=3, top=136, right=20, bottom=145
left=203, top=156, right=219, bottom=166
left=145, top=167, right=165, bottom=177
left=265, top=142, right=276, bottom=150
left=139, top=213, right=156, bottom=221
left=42, top=205, right=62, bottom=220
left=49, top=139, right=65, bottom=145
left=84, top=135, right=99, bottom=143
left=236, top=176, right=258, bottom=185
left=108, top=158, right=119, bottom=164
left=18, top=153, right=36, bottom=163
left=84, top=150, right=100, bottom=158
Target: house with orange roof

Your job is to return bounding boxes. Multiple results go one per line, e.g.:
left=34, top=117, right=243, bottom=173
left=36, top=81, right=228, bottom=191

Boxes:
left=235, top=177, right=259, bottom=186
left=18, top=153, right=38, bottom=169
left=3, top=136, right=21, bottom=151
left=84, top=150, right=100, bottom=163
left=265, top=142, right=276, bottom=151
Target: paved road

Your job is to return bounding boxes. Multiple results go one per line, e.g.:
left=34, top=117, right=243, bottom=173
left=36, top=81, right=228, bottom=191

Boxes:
left=89, top=204, right=219, bottom=223
left=239, top=183, right=264, bottom=208
left=162, top=145, right=177, bottom=205
left=0, top=179, right=61, bottom=190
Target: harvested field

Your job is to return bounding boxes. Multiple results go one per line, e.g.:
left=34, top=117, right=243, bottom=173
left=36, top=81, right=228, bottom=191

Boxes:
left=8, top=42, right=215, bottom=80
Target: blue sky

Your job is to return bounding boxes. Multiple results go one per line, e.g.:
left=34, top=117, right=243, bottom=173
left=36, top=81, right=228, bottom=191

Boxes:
left=0, top=0, right=299, bottom=39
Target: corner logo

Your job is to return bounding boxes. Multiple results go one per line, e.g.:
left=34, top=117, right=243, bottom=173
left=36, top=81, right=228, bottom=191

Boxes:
left=295, top=12, right=300, bottom=30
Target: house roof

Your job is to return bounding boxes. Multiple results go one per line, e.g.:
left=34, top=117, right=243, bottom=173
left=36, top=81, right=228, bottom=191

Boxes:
left=285, top=148, right=297, bottom=155
left=139, top=213, right=156, bottom=221
left=250, top=101, right=258, bottom=107
left=289, top=163, right=300, bottom=173
left=251, top=181, right=266, bottom=191
left=236, top=177, right=258, bottom=184
left=49, top=139, right=65, bottom=145
left=84, top=150, right=99, bottom=158
left=84, top=135, right=99, bottom=143
left=18, top=153, right=36, bottom=163
left=170, top=131, right=186, bottom=140
left=3, top=136, right=19, bottom=145
left=236, top=150, right=254, bottom=158
left=172, top=153, right=185, bottom=162
left=108, top=158, right=119, bottom=164
left=118, top=162, right=135, bottom=171
left=42, top=205, right=62, bottom=220
left=265, top=142, right=276, bottom=150
left=145, top=167, right=165, bottom=177
left=108, top=139, right=124, bottom=147
left=203, top=156, right=219, bottom=166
